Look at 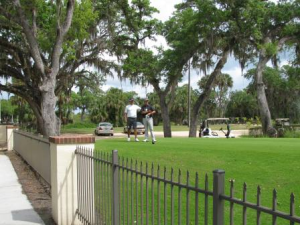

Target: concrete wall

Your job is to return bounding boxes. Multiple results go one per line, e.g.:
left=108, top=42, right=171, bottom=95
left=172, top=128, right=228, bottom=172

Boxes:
left=49, top=136, right=95, bottom=225
left=0, top=125, right=7, bottom=147
left=249, top=127, right=263, bottom=137
left=14, top=130, right=51, bottom=184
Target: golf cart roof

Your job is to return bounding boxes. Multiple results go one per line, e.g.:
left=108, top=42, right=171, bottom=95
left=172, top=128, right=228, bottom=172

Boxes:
left=206, top=118, right=229, bottom=121
left=275, top=118, right=289, bottom=121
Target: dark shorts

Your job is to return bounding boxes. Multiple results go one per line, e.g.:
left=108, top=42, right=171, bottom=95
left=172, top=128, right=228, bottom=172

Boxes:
left=127, top=117, right=137, bottom=130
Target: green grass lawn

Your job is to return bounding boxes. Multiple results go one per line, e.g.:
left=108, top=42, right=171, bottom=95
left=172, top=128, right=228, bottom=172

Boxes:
left=94, top=138, right=300, bottom=224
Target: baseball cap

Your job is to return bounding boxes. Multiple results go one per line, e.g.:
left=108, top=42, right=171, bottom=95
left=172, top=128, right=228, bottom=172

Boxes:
left=144, top=98, right=149, bottom=101
left=129, top=98, right=134, bottom=102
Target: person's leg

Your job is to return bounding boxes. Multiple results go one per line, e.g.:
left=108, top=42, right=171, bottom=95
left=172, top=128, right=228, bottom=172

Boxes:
left=143, top=118, right=149, bottom=141
left=127, top=118, right=133, bottom=141
left=148, top=117, right=155, bottom=141
left=127, top=128, right=131, bottom=138
left=127, top=118, right=131, bottom=138
left=133, top=119, right=139, bottom=141
left=226, top=130, right=230, bottom=138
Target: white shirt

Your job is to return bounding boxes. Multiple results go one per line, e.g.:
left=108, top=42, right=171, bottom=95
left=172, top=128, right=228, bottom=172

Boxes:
left=125, top=104, right=141, bottom=118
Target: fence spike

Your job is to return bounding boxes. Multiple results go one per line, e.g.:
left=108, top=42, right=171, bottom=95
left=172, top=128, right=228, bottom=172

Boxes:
left=242, top=182, right=248, bottom=225
left=257, top=186, right=261, bottom=205
left=186, top=170, right=189, bottom=185
left=230, top=180, right=234, bottom=198
left=205, top=173, right=208, bottom=190
left=243, top=183, right=247, bottom=201
left=178, top=169, right=181, bottom=183
left=140, top=161, right=143, bottom=173
left=171, top=168, right=174, bottom=182
left=273, top=189, right=277, bottom=198
left=164, top=167, right=167, bottom=179
left=290, top=193, right=295, bottom=217
left=256, top=186, right=261, bottom=224
left=151, top=163, right=154, bottom=176
left=157, top=164, right=160, bottom=177
left=146, top=162, right=148, bottom=174
left=229, top=179, right=234, bottom=225
left=272, top=189, right=277, bottom=224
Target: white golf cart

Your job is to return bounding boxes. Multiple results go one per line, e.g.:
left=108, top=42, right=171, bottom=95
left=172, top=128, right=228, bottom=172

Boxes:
left=199, top=118, right=235, bottom=138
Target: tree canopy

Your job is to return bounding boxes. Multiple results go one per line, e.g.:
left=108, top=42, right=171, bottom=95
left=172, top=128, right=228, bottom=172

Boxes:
left=1, top=0, right=300, bottom=137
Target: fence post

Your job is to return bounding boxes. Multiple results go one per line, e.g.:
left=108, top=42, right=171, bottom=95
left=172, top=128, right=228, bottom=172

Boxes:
left=112, top=150, right=119, bottom=225
left=213, top=169, right=225, bottom=225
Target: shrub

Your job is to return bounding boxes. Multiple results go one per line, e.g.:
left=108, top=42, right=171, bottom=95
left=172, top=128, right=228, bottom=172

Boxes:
left=63, top=122, right=97, bottom=129
left=283, top=130, right=300, bottom=138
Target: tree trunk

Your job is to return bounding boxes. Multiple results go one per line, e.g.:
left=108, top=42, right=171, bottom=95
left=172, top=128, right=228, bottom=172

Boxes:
left=255, top=55, right=274, bottom=136
left=254, top=36, right=292, bottom=137
left=58, top=95, right=63, bottom=122
left=189, top=47, right=230, bottom=137
left=40, top=78, right=61, bottom=137
left=81, top=108, right=86, bottom=122
left=189, top=111, right=199, bottom=137
left=159, top=94, right=172, bottom=137
left=26, top=99, right=44, bottom=135
left=66, top=109, right=72, bottom=123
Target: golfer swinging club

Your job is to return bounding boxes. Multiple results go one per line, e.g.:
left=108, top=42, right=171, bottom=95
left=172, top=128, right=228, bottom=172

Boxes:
left=124, top=98, right=141, bottom=142
left=141, top=98, right=156, bottom=144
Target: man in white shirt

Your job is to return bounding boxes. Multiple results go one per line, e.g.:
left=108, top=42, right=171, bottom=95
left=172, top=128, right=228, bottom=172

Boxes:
left=124, top=98, right=141, bottom=142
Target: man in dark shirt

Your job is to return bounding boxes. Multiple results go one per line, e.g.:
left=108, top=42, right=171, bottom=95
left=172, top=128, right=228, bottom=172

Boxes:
left=141, top=98, right=156, bottom=144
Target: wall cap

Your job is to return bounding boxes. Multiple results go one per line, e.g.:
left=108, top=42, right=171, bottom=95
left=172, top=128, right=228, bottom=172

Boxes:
left=6, top=125, right=19, bottom=129
left=14, top=130, right=49, bottom=144
left=49, top=135, right=95, bottom=144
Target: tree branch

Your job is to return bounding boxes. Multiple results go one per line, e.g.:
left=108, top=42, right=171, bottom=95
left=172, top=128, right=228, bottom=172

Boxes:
left=51, top=0, right=75, bottom=75
left=0, top=6, right=20, bottom=25
left=32, top=7, right=37, bottom=37
left=0, top=84, right=42, bottom=118
left=12, top=0, right=45, bottom=75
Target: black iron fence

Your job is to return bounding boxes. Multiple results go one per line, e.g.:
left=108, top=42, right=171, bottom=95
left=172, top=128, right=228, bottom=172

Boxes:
left=75, top=147, right=300, bottom=225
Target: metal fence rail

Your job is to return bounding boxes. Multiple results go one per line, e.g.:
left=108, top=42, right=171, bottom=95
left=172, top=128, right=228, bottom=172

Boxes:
left=75, top=147, right=300, bottom=225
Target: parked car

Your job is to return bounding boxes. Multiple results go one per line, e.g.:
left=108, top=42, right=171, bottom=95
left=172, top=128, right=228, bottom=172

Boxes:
left=95, top=122, right=114, bottom=136
left=123, top=121, right=145, bottom=134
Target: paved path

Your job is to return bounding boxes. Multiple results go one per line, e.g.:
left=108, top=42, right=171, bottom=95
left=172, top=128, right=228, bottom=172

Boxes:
left=0, top=153, right=45, bottom=225
left=94, top=130, right=249, bottom=140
